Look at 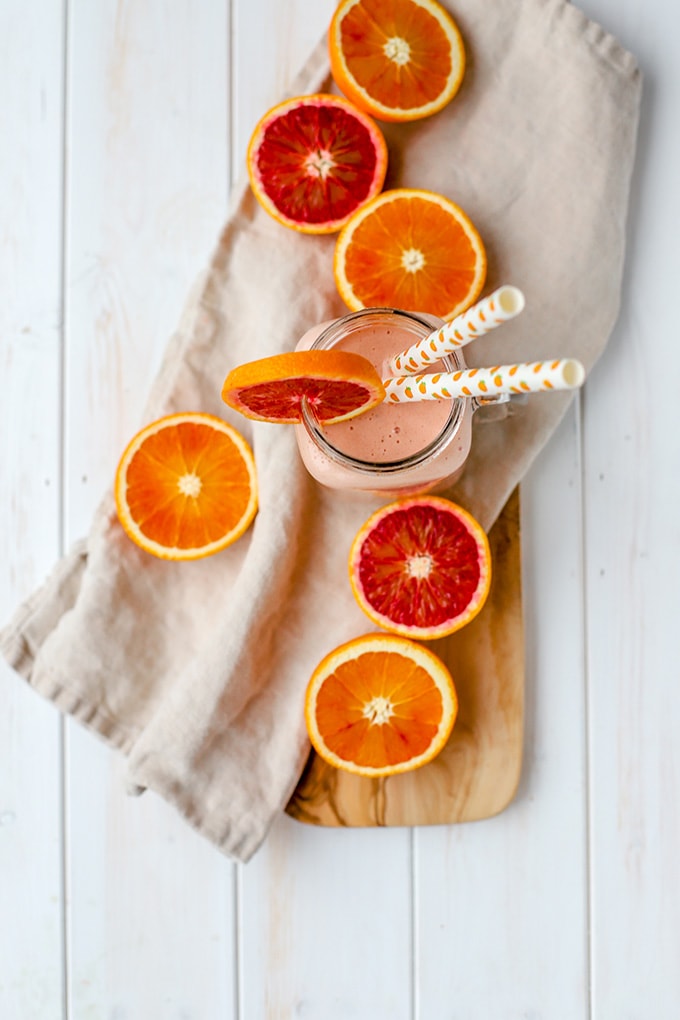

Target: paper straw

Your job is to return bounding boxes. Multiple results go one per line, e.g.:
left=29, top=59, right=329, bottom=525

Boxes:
left=386, top=286, right=525, bottom=376
left=383, top=359, right=585, bottom=402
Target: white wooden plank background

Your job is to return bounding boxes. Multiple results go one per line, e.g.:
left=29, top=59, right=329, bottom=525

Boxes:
left=63, top=3, right=237, bottom=1015
left=1, top=2, right=65, bottom=1015
left=1, top=0, right=678, bottom=1018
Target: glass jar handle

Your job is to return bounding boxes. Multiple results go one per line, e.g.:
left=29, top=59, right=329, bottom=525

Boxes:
left=471, top=392, right=527, bottom=422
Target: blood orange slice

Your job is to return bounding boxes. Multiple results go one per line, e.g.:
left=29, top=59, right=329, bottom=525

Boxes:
left=329, top=0, right=465, bottom=123
left=349, top=496, right=491, bottom=639
left=305, top=633, right=458, bottom=776
left=221, top=350, right=386, bottom=424
left=115, top=413, right=258, bottom=561
left=247, top=93, right=388, bottom=234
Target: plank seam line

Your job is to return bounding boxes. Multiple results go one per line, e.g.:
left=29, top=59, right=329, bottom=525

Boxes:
left=233, top=862, right=243, bottom=1020
left=58, top=0, right=72, bottom=1016
left=227, top=0, right=236, bottom=196
left=411, top=828, right=419, bottom=1020
left=228, top=8, right=243, bottom=1020
left=577, top=390, right=594, bottom=1020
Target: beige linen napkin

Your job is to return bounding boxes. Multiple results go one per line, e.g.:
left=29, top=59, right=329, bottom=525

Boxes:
left=1, top=0, right=641, bottom=861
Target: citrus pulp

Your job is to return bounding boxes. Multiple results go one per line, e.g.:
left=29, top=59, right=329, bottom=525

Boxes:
left=334, top=188, right=487, bottom=321
left=247, top=93, right=388, bottom=233
left=221, top=350, right=386, bottom=424
left=305, top=633, right=458, bottom=776
left=115, top=412, right=258, bottom=560
left=329, top=0, right=466, bottom=123
left=349, top=496, right=491, bottom=639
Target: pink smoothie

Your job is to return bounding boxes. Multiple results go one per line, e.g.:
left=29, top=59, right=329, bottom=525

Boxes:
left=319, top=322, right=452, bottom=462
left=294, top=312, right=472, bottom=495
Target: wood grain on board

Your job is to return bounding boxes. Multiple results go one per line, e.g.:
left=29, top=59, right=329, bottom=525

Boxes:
left=287, top=487, right=524, bottom=828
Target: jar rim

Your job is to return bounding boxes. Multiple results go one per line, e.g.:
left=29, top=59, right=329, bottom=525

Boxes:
left=300, top=307, right=466, bottom=475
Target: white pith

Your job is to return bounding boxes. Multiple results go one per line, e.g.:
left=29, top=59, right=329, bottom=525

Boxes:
left=363, top=696, right=395, bottom=726
left=401, top=247, right=426, bottom=273
left=304, top=148, right=336, bottom=179
left=177, top=473, right=202, bottom=497
left=407, top=554, right=432, bottom=579
left=383, top=36, right=411, bottom=66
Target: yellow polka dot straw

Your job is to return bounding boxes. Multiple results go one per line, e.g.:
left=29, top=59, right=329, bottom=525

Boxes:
left=386, top=286, right=525, bottom=376
left=383, top=358, right=585, bottom=402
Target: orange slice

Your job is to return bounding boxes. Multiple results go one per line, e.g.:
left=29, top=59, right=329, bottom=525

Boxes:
left=305, top=633, right=458, bottom=776
left=334, top=188, right=487, bottom=321
left=349, top=496, right=491, bottom=639
left=115, top=413, right=258, bottom=560
left=329, top=0, right=465, bottom=123
left=247, top=93, right=388, bottom=234
left=221, top=350, right=386, bottom=424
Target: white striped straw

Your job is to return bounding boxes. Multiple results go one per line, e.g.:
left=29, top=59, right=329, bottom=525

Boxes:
left=383, top=359, right=585, bottom=403
left=386, top=286, right=525, bottom=376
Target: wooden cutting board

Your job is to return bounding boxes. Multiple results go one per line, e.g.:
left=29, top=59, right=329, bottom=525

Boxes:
left=286, top=488, right=524, bottom=828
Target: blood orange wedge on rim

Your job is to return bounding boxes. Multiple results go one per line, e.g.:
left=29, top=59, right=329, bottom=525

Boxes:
left=329, top=0, right=465, bottom=123
left=334, top=188, right=487, bottom=322
left=247, top=93, right=388, bottom=234
left=305, top=633, right=458, bottom=777
left=115, top=413, right=258, bottom=561
left=221, top=350, right=386, bottom=425
left=349, top=496, right=491, bottom=640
